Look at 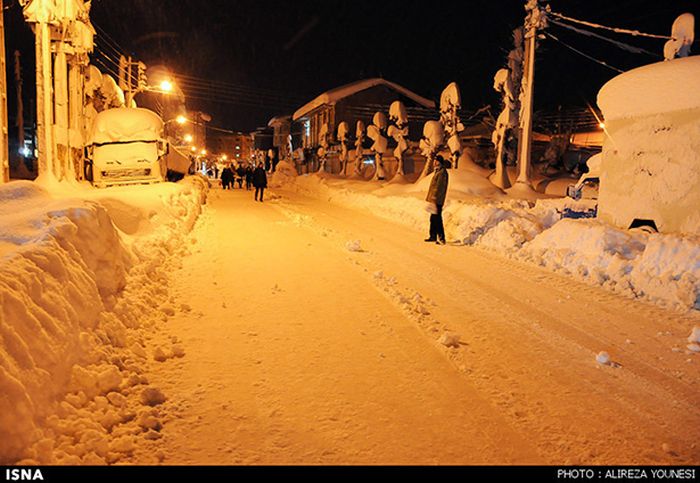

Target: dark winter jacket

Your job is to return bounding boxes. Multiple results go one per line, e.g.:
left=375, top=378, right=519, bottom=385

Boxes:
left=253, top=167, right=268, bottom=188
left=236, top=166, right=245, bottom=178
left=426, top=164, right=449, bottom=206
left=221, top=167, right=233, bottom=184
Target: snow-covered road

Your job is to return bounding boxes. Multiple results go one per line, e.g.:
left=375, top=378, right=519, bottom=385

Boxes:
left=143, top=186, right=700, bottom=465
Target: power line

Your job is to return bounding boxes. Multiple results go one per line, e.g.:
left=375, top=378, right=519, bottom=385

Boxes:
left=173, top=71, right=304, bottom=99
left=545, top=32, right=625, bottom=74
left=173, top=76, right=307, bottom=105
left=93, top=22, right=133, bottom=57
left=549, top=19, right=661, bottom=57
left=548, top=10, right=673, bottom=40
left=176, top=79, right=304, bottom=105
left=182, top=92, right=301, bottom=111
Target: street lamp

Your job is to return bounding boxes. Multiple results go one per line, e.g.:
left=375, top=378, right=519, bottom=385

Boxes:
left=184, top=134, right=194, bottom=143
left=201, top=149, right=207, bottom=156
left=160, top=80, right=174, bottom=93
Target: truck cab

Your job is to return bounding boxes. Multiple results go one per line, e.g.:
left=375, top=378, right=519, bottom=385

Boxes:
left=85, top=107, right=168, bottom=188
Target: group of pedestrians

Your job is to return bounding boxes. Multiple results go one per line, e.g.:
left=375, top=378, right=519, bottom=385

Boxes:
left=219, top=162, right=268, bottom=202
left=216, top=154, right=448, bottom=235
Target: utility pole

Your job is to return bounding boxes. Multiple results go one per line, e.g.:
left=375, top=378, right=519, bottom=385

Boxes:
left=21, top=0, right=94, bottom=182
left=14, top=51, right=24, bottom=159
left=516, top=0, right=547, bottom=187
left=69, top=59, right=84, bottom=180
left=34, top=14, right=55, bottom=178
left=54, top=45, right=69, bottom=180
left=0, top=0, right=9, bottom=183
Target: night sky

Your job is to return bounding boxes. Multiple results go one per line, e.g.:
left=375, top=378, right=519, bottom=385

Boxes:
left=6, top=0, right=700, bottom=131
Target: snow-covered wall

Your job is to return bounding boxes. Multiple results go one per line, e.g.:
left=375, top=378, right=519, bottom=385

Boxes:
left=597, top=57, right=700, bottom=235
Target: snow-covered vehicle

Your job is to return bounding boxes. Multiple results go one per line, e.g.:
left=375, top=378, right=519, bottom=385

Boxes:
left=85, top=107, right=169, bottom=188
left=566, top=153, right=601, bottom=201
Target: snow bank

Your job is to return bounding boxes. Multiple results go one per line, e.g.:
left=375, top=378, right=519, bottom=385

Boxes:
left=274, top=173, right=700, bottom=312
left=269, top=160, right=298, bottom=189
left=0, top=176, right=208, bottom=464
left=406, top=169, right=505, bottom=199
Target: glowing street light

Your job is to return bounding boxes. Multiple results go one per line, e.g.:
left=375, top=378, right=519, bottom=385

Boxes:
left=200, top=149, right=207, bottom=156
left=191, top=146, right=197, bottom=152
left=176, top=115, right=188, bottom=125
left=184, top=134, right=194, bottom=143
left=599, top=122, right=606, bottom=129
left=160, top=80, right=174, bottom=93
left=221, top=154, right=228, bottom=161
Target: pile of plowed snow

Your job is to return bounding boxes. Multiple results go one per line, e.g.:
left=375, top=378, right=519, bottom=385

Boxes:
left=0, top=176, right=208, bottom=464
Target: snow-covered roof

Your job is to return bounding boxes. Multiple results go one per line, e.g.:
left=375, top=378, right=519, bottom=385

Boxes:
left=598, top=56, right=700, bottom=121
left=89, top=107, right=163, bottom=145
left=267, top=115, right=292, bottom=128
left=293, top=78, right=435, bottom=121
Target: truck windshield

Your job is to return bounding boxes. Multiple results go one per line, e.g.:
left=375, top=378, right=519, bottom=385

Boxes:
left=93, top=141, right=158, bottom=166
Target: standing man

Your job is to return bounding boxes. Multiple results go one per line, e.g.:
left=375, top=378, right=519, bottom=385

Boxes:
left=425, top=155, right=449, bottom=245
left=253, top=162, right=268, bottom=202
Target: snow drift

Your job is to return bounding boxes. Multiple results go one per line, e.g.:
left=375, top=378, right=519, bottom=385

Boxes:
left=0, top=176, right=208, bottom=464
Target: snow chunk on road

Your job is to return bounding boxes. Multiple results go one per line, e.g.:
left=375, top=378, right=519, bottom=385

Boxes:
left=689, top=327, right=700, bottom=344
left=345, top=240, right=364, bottom=252
left=439, top=332, right=462, bottom=348
left=140, top=387, right=167, bottom=407
left=596, top=352, right=611, bottom=365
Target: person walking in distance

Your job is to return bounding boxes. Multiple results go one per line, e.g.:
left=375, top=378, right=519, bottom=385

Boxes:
left=253, top=162, right=268, bottom=202
left=425, top=155, right=450, bottom=245
left=236, top=163, right=246, bottom=189
left=221, top=164, right=233, bottom=190
left=245, top=163, right=254, bottom=191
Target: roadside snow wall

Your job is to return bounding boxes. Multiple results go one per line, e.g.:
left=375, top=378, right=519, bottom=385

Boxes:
left=0, top=176, right=208, bottom=464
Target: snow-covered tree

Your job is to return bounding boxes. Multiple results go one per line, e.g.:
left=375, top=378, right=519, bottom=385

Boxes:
left=418, top=120, right=444, bottom=180
left=337, top=121, right=351, bottom=176
left=352, top=120, right=366, bottom=177
left=317, top=122, right=330, bottom=173
left=491, top=26, right=524, bottom=190
left=439, top=83, right=464, bottom=169
left=287, top=134, right=294, bottom=162
left=664, top=13, right=694, bottom=60
left=367, top=112, right=388, bottom=181
left=387, top=101, right=409, bottom=182
left=492, top=68, right=516, bottom=189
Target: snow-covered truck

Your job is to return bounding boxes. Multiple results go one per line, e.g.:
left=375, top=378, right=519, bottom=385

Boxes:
left=85, top=107, right=170, bottom=188
left=596, top=56, right=700, bottom=235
